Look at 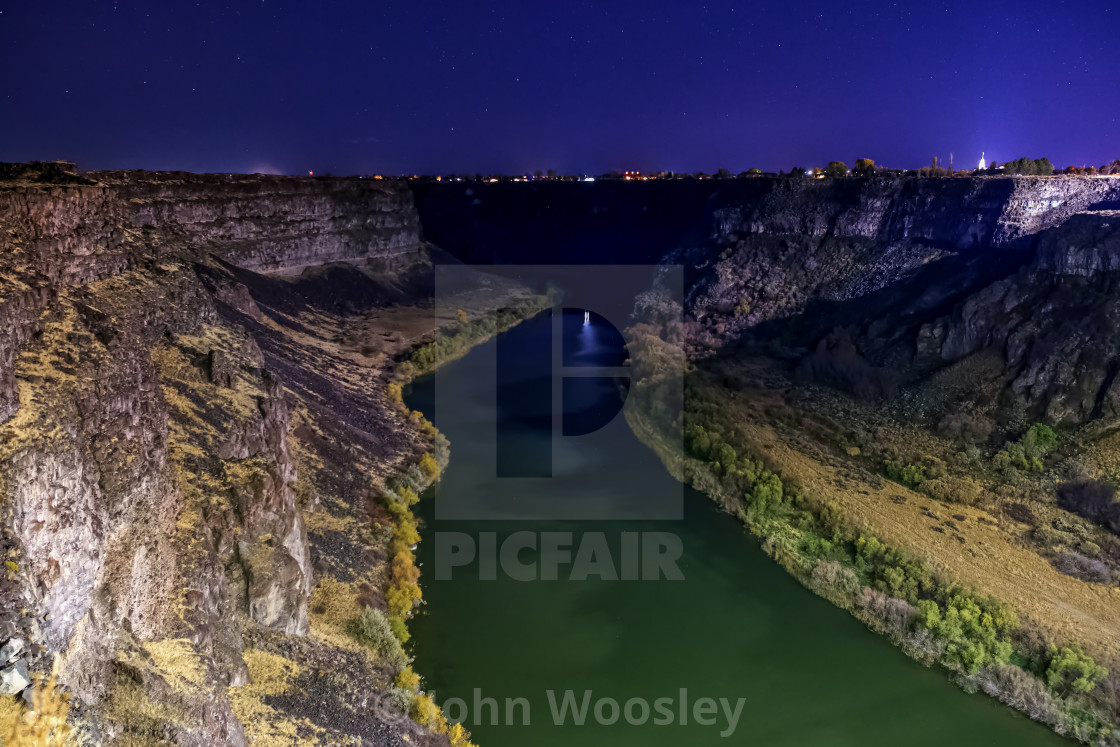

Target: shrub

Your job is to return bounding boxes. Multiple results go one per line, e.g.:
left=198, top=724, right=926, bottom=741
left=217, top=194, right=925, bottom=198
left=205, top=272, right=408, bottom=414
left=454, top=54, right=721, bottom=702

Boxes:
left=810, top=559, right=861, bottom=603
left=937, top=410, right=994, bottom=444
left=916, top=590, right=1017, bottom=673
left=395, top=667, right=420, bottom=692
left=855, top=535, right=933, bottom=604
left=1050, top=551, right=1112, bottom=584
left=856, top=587, right=917, bottom=639
left=350, top=607, right=408, bottom=672
left=419, top=452, right=441, bottom=484
left=976, top=663, right=1061, bottom=724
left=410, top=692, right=441, bottom=726
left=383, top=687, right=413, bottom=716
left=385, top=582, right=422, bottom=618
left=885, top=460, right=926, bottom=488
left=1, top=674, right=73, bottom=747
left=389, top=616, right=411, bottom=644
left=795, top=329, right=898, bottom=399
left=1045, top=644, right=1107, bottom=696
left=920, top=476, right=983, bottom=506
left=995, top=423, right=1057, bottom=473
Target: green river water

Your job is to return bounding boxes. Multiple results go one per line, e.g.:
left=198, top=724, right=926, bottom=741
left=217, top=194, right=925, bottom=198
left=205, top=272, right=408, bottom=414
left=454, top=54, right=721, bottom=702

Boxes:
left=406, top=309, right=1066, bottom=747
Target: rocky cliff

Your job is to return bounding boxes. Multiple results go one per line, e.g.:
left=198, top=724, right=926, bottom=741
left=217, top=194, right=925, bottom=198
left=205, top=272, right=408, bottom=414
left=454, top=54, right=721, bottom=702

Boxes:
left=915, top=211, right=1120, bottom=425
left=0, top=165, right=445, bottom=745
left=687, top=175, right=1120, bottom=334
left=4, top=164, right=1120, bottom=743
left=96, top=170, right=422, bottom=274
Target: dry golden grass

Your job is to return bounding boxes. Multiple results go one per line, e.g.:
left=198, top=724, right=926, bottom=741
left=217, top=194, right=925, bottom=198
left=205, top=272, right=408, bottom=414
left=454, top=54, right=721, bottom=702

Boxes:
left=709, top=382, right=1120, bottom=660
left=141, top=639, right=206, bottom=695
left=308, top=577, right=369, bottom=654
left=0, top=675, right=74, bottom=747
left=227, top=650, right=357, bottom=747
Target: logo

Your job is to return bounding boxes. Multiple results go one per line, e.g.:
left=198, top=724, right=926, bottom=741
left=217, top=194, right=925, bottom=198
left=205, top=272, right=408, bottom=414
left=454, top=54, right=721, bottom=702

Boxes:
left=431, top=264, right=685, bottom=522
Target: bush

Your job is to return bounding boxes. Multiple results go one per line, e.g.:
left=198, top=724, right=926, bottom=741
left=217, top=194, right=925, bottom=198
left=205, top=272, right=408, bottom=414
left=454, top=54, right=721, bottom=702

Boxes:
left=350, top=607, right=408, bottom=672
left=395, top=667, right=420, bottom=692
left=916, top=590, right=1017, bottom=673
left=856, top=587, right=917, bottom=639
left=389, top=616, right=411, bottom=644
left=795, top=329, right=898, bottom=399
left=885, top=460, right=926, bottom=488
left=810, top=559, right=861, bottom=602
left=1045, top=644, right=1107, bottom=696
left=419, top=452, right=441, bottom=483
left=1050, top=551, right=1112, bottom=584
left=386, top=582, right=422, bottom=618
left=976, top=663, right=1061, bottom=724
left=410, top=692, right=441, bottom=726
left=994, top=423, right=1057, bottom=473
left=919, top=476, right=984, bottom=506
left=383, top=687, right=413, bottom=715
left=937, top=410, right=994, bottom=444
left=855, top=535, right=933, bottom=604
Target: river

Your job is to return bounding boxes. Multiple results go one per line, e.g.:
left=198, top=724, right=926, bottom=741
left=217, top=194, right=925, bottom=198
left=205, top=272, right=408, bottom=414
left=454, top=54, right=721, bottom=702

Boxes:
left=406, top=308, right=1066, bottom=746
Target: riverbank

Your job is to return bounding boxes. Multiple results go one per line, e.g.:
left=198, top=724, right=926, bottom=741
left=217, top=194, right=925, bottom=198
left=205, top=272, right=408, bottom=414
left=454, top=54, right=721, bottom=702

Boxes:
left=373, top=286, right=558, bottom=746
left=624, top=320, right=1118, bottom=744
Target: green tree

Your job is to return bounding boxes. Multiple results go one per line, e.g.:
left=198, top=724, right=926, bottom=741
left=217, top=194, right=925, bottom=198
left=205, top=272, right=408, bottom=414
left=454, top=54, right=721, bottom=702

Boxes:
left=917, top=591, right=1016, bottom=673
left=825, top=161, right=848, bottom=178
left=1045, top=645, right=1107, bottom=696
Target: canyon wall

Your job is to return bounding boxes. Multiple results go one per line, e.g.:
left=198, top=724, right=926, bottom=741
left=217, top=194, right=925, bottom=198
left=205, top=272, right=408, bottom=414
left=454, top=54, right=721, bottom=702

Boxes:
left=0, top=166, right=427, bottom=744
left=95, top=170, right=423, bottom=273
left=412, top=175, right=1120, bottom=266
left=2, top=164, right=1119, bottom=742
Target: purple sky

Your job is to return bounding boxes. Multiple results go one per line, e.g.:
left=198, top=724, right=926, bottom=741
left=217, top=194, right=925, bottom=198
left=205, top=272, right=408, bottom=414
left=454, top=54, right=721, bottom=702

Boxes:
left=1, top=0, right=1117, bottom=175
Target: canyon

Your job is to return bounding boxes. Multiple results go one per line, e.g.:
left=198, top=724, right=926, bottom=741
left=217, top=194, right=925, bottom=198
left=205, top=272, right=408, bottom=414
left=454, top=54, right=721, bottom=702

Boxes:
left=2, top=162, right=1120, bottom=744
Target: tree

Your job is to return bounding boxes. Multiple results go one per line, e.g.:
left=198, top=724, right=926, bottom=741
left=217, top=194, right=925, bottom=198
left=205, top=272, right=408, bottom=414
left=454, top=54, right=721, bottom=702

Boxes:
left=1045, top=645, right=1107, bottom=696
left=716, top=167, right=731, bottom=179
left=854, top=158, right=876, bottom=176
left=825, top=161, right=848, bottom=178
left=1005, top=157, right=1054, bottom=176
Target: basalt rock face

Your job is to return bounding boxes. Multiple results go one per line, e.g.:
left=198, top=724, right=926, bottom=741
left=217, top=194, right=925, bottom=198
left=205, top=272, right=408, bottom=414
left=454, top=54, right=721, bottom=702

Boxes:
left=0, top=166, right=430, bottom=744
left=687, top=176, right=1120, bottom=335
left=95, top=170, right=423, bottom=274
left=413, top=176, right=1120, bottom=337
left=915, top=212, right=1120, bottom=426
left=708, top=175, right=1120, bottom=248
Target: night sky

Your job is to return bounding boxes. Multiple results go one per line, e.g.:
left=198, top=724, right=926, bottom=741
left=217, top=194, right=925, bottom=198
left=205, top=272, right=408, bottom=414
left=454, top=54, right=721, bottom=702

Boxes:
left=1, top=1, right=1116, bottom=175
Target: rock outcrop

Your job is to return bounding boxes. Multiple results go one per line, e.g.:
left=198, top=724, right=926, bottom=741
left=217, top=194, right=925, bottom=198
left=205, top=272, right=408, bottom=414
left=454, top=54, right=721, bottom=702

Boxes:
left=707, top=175, right=1120, bottom=248
left=916, top=212, right=1120, bottom=425
left=0, top=164, right=432, bottom=744
left=96, top=170, right=422, bottom=274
